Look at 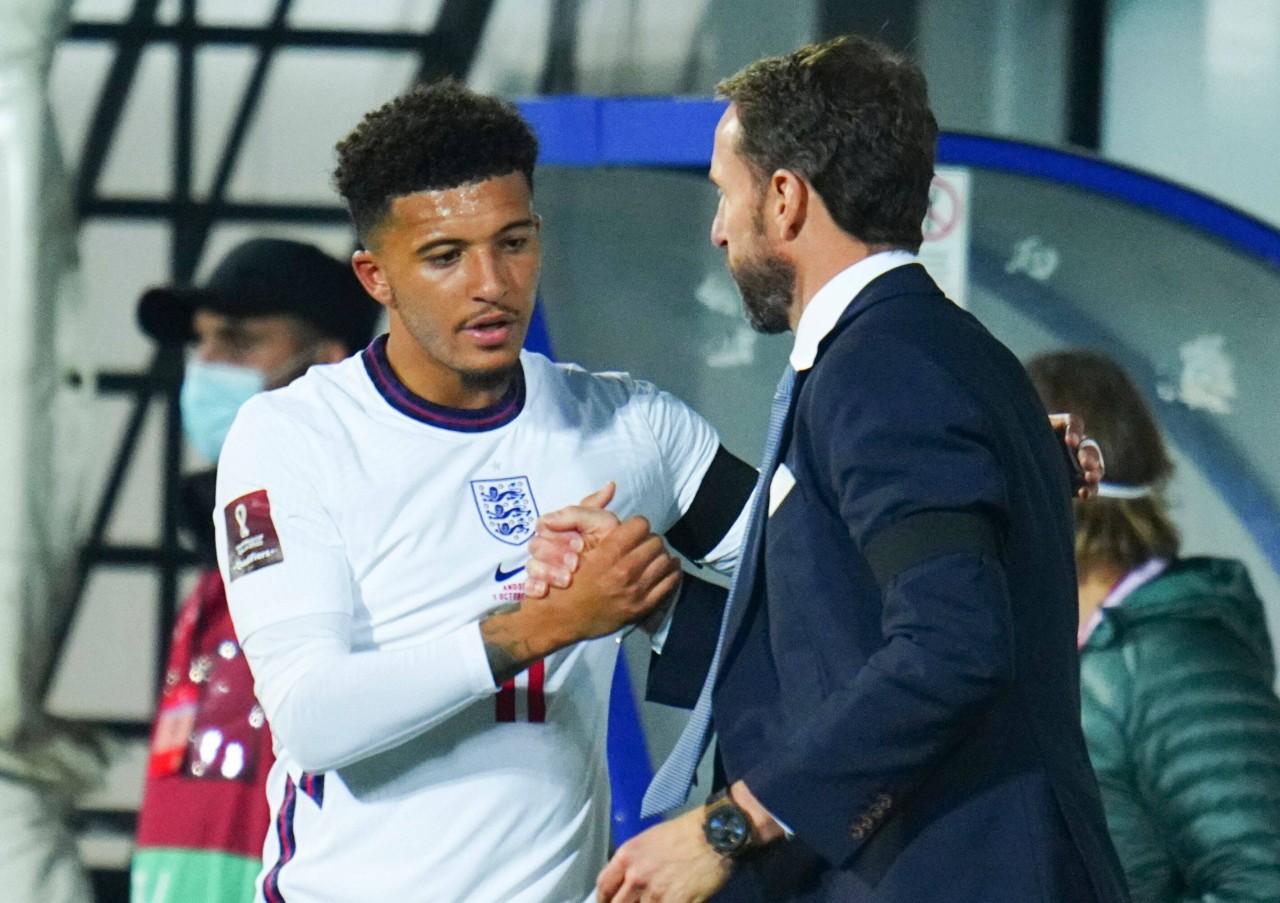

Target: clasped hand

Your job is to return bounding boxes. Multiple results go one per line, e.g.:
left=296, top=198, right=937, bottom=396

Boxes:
left=527, top=482, right=681, bottom=640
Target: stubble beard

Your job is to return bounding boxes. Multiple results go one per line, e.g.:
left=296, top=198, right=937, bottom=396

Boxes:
left=731, top=249, right=795, bottom=335
left=727, top=203, right=796, bottom=335
left=390, top=288, right=522, bottom=397
left=458, top=364, right=518, bottom=396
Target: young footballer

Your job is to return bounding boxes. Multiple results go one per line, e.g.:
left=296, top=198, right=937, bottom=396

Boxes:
left=214, top=81, right=753, bottom=902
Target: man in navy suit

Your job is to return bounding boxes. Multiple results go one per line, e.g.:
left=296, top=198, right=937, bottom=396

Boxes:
left=535, top=34, right=1128, bottom=903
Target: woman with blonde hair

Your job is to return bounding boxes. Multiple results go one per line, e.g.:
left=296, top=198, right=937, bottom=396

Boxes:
left=1028, top=349, right=1280, bottom=903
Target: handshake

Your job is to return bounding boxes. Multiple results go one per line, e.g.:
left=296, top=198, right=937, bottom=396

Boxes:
left=478, top=480, right=680, bottom=685
left=521, top=481, right=681, bottom=642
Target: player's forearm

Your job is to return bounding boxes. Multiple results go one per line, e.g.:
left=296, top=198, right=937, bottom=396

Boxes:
left=479, top=600, right=567, bottom=685
left=489, top=517, right=683, bottom=686
left=476, top=575, right=638, bottom=684
left=243, top=613, right=497, bottom=772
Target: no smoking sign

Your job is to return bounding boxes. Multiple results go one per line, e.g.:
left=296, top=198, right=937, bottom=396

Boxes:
left=918, top=167, right=971, bottom=308
left=924, top=174, right=962, bottom=241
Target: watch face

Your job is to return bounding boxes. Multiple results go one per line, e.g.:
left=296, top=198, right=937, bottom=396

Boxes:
left=705, top=804, right=750, bottom=853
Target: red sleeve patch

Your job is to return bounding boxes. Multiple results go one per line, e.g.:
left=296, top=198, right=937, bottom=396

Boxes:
left=225, top=489, right=284, bottom=582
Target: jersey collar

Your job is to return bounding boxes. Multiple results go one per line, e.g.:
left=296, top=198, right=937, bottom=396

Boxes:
left=789, top=250, right=918, bottom=371
left=361, top=334, right=525, bottom=432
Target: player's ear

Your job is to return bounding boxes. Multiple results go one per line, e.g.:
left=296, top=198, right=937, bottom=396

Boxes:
left=352, top=249, right=393, bottom=309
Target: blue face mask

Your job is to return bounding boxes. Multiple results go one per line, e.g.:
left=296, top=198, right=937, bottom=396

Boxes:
left=180, top=360, right=266, bottom=462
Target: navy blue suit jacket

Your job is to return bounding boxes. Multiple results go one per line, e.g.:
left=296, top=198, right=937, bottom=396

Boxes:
left=656, top=265, right=1128, bottom=902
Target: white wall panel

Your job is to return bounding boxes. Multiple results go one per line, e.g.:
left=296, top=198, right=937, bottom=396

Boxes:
left=1104, top=0, right=1280, bottom=226
left=97, top=44, right=173, bottom=196
left=226, top=49, right=418, bottom=201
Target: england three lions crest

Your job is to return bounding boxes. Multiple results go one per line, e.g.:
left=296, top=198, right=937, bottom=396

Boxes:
left=471, top=477, right=539, bottom=545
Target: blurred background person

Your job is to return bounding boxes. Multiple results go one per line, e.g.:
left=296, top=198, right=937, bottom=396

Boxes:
left=1028, top=348, right=1280, bottom=903
left=0, top=690, right=104, bottom=903
left=1, top=1, right=104, bottom=901
left=130, top=237, right=380, bottom=903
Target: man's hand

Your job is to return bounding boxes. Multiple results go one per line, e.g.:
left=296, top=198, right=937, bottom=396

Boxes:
left=543, top=513, right=681, bottom=640
left=525, top=482, right=625, bottom=598
left=597, top=781, right=782, bottom=903
left=525, top=482, right=683, bottom=637
left=1049, top=413, right=1104, bottom=499
left=596, top=807, right=732, bottom=903
left=480, top=506, right=679, bottom=684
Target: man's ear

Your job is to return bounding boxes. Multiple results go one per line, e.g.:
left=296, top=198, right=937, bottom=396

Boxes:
left=351, top=249, right=392, bottom=308
left=770, top=169, right=808, bottom=242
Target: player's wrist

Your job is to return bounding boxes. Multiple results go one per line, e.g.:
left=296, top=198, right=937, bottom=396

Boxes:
left=535, top=580, right=611, bottom=649
left=516, top=593, right=578, bottom=657
left=480, top=600, right=557, bottom=685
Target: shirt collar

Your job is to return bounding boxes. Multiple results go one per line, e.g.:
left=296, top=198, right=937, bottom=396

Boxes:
left=789, top=250, right=918, bottom=371
left=361, top=334, right=525, bottom=432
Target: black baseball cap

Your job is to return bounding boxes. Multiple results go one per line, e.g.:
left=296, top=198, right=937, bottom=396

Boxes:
left=137, top=238, right=381, bottom=354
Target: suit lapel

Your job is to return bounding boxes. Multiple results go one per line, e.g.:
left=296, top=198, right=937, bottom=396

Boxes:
left=717, top=478, right=769, bottom=668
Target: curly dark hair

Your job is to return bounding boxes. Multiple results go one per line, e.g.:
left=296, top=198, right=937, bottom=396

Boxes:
left=333, top=79, right=538, bottom=244
left=717, top=34, right=937, bottom=253
left=1027, top=349, right=1180, bottom=574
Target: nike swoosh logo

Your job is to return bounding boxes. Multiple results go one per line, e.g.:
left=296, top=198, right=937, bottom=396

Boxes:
left=494, top=563, right=527, bottom=582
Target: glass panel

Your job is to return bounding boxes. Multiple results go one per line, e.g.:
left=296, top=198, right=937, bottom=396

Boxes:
left=537, top=167, right=790, bottom=466
left=959, top=164, right=1280, bottom=634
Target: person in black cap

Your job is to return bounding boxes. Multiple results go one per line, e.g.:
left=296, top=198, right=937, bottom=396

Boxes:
left=137, top=237, right=381, bottom=463
left=130, top=237, right=380, bottom=903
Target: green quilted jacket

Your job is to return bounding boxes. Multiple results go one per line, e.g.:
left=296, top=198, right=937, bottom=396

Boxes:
left=1081, top=557, right=1280, bottom=903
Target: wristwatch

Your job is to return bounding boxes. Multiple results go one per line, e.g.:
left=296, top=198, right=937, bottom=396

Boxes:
left=703, top=789, right=760, bottom=858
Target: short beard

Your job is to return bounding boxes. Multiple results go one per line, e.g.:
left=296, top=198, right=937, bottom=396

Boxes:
left=388, top=286, right=522, bottom=398
left=460, top=364, right=519, bottom=396
left=731, top=250, right=795, bottom=335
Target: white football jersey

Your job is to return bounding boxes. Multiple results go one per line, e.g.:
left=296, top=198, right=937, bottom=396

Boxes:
left=214, top=339, right=725, bottom=902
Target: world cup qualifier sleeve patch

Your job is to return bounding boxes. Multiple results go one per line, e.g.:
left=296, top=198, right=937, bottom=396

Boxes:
left=224, top=489, right=284, bottom=581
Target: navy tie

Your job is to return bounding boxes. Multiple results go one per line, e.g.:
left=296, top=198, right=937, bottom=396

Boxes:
left=641, top=365, right=798, bottom=817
